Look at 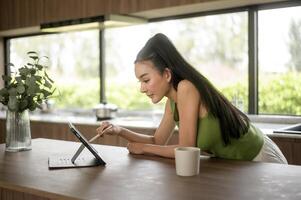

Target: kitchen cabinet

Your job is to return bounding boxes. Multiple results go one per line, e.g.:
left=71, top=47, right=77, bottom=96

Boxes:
left=2, top=0, right=283, bottom=31
left=0, top=0, right=214, bottom=31
left=42, top=0, right=85, bottom=23
left=0, top=119, right=155, bottom=147
left=0, top=0, right=43, bottom=30
left=293, top=138, right=301, bottom=165
left=269, top=136, right=294, bottom=164
left=268, top=136, right=301, bottom=165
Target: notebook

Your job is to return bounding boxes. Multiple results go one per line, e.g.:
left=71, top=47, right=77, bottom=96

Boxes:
left=48, top=122, right=106, bottom=169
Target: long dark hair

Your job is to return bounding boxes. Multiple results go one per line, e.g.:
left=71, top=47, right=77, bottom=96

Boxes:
left=135, top=33, right=250, bottom=145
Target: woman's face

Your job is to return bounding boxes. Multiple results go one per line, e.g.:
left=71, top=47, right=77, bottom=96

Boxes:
left=135, top=60, right=171, bottom=104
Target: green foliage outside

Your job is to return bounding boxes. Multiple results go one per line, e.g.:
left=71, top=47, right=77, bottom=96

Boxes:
left=221, top=82, right=248, bottom=112
left=258, top=72, right=301, bottom=115
left=55, top=73, right=301, bottom=115
left=106, top=82, right=165, bottom=110
left=54, top=79, right=99, bottom=109
left=222, top=72, right=301, bottom=115
left=54, top=80, right=164, bottom=110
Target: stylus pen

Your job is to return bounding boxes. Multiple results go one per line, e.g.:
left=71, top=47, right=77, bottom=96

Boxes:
left=71, top=125, right=113, bottom=163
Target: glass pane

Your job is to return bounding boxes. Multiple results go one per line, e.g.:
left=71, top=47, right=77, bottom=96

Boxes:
left=258, top=6, right=301, bottom=115
left=104, top=25, right=156, bottom=112
left=9, top=30, right=100, bottom=110
left=105, top=11, right=248, bottom=112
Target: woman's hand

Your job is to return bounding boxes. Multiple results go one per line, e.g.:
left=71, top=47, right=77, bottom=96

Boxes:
left=127, top=142, right=145, bottom=154
left=96, top=121, right=122, bottom=136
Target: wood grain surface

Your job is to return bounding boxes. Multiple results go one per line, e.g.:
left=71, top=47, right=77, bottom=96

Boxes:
left=0, top=138, right=301, bottom=200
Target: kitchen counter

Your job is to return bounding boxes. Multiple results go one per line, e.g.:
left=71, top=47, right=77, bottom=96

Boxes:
left=0, top=110, right=300, bottom=138
left=1, top=138, right=301, bottom=200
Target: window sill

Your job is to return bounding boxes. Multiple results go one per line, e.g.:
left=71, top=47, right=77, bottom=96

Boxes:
left=248, top=114, right=301, bottom=124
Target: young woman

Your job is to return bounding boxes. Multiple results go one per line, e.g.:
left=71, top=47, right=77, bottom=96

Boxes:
left=97, top=33, right=287, bottom=164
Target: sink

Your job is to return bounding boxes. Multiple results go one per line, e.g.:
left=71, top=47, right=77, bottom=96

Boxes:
left=273, top=123, right=301, bottom=135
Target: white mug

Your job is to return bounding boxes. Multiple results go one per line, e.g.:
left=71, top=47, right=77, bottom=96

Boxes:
left=175, top=147, right=200, bottom=176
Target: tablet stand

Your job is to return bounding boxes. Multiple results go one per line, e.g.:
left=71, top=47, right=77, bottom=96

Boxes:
left=71, top=144, right=85, bottom=163
left=71, top=133, right=101, bottom=163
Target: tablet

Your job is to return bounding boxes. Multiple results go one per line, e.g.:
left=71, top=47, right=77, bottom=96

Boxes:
left=48, top=122, right=106, bottom=169
left=68, top=122, right=106, bottom=165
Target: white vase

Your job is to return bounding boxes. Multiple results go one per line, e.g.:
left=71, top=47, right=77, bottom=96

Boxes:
left=5, top=109, right=32, bottom=152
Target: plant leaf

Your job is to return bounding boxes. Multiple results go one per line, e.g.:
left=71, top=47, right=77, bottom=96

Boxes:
left=19, top=99, right=28, bottom=110
left=27, top=51, right=37, bottom=55
left=19, top=67, right=30, bottom=76
left=29, top=56, right=38, bottom=60
left=16, top=84, right=25, bottom=94
left=6, top=63, right=14, bottom=67
left=45, top=72, right=54, bottom=83
left=35, top=64, right=43, bottom=70
left=2, top=51, right=56, bottom=112
left=30, top=68, right=36, bottom=75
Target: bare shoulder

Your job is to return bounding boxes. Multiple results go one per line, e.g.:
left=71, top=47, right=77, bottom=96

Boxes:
left=177, top=80, right=207, bottom=117
left=177, top=80, right=198, bottom=94
left=177, top=80, right=200, bottom=105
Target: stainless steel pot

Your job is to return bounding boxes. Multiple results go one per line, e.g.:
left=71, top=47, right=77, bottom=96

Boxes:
left=94, top=102, right=118, bottom=120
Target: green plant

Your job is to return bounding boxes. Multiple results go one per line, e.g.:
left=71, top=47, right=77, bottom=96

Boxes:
left=0, top=51, right=56, bottom=112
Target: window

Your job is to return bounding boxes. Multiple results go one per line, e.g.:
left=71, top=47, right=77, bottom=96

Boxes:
left=258, top=6, right=301, bottom=115
left=6, top=2, right=301, bottom=116
left=105, top=11, right=248, bottom=112
left=9, top=30, right=100, bottom=110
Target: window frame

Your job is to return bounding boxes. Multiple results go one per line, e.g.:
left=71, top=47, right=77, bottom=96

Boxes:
left=3, top=0, right=301, bottom=116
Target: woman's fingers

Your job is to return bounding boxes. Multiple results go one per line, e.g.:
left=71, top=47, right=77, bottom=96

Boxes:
left=96, top=122, right=107, bottom=134
left=102, top=124, right=113, bottom=135
left=96, top=122, right=114, bottom=136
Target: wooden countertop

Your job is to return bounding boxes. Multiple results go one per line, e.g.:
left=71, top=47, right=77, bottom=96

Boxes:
left=0, top=139, right=301, bottom=200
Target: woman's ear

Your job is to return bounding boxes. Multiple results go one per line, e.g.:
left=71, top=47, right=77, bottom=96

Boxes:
left=164, top=68, right=172, bottom=82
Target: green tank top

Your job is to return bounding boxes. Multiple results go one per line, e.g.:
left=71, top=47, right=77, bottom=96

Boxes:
left=170, top=100, right=264, bottom=161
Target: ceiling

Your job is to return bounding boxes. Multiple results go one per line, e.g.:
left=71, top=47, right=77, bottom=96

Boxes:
left=132, top=0, right=288, bottom=20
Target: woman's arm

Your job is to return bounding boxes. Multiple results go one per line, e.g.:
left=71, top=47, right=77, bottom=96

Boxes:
left=127, top=80, right=202, bottom=158
left=177, top=80, right=200, bottom=147
left=127, top=143, right=180, bottom=158
left=119, top=100, right=176, bottom=144
left=97, top=122, right=153, bottom=143
left=97, top=100, right=176, bottom=144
